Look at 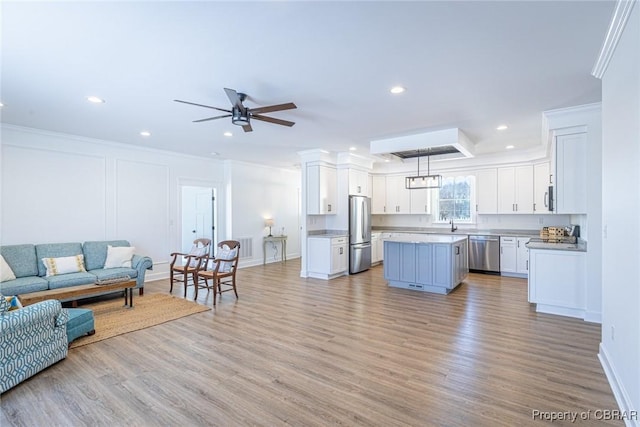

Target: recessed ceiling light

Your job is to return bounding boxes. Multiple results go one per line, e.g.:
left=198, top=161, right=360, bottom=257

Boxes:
left=497, top=125, right=508, bottom=131
left=0, top=102, right=4, bottom=107
left=223, top=131, right=233, bottom=137
left=349, top=147, right=357, bottom=151
left=210, top=152, right=219, bottom=156
left=506, top=145, right=515, bottom=149
left=87, top=96, right=105, bottom=104
left=390, top=86, right=405, bottom=94
left=140, top=131, right=151, bottom=137
left=384, top=159, right=390, bottom=163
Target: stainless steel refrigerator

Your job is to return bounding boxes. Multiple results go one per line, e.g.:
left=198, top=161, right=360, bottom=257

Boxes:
left=349, top=195, right=372, bottom=274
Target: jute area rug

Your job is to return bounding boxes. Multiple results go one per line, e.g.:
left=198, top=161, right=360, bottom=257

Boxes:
left=69, top=293, right=210, bottom=349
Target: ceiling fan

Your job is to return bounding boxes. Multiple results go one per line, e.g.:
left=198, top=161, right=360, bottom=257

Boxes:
left=174, top=88, right=297, bottom=133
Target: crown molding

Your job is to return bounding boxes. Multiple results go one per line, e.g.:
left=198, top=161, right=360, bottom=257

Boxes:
left=592, top=0, right=637, bottom=79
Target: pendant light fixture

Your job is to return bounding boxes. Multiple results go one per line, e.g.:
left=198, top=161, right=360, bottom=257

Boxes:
left=405, top=148, right=442, bottom=189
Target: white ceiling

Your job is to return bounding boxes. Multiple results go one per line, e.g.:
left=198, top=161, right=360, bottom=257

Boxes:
left=1, top=1, right=614, bottom=168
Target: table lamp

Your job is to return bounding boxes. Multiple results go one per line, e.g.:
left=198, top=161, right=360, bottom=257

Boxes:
left=265, top=218, right=275, bottom=237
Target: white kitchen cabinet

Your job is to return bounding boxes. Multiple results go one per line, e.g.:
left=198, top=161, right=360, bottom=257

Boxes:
left=528, top=248, right=586, bottom=319
left=475, top=168, right=498, bottom=214
left=307, top=165, right=337, bottom=215
left=533, top=162, right=552, bottom=214
left=500, top=236, right=517, bottom=274
left=371, top=175, right=386, bottom=214
left=497, top=165, right=534, bottom=214
left=555, top=132, right=587, bottom=214
left=307, top=236, right=348, bottom=279
left=516, top=237, right=530, bottom=274
left=348, top=169, right=370, bottom=197
left=371, top=232, right=382, bottom=264
left=385, top=175, right=411, bottom=214
left=501, top=236, right=530, bottom=277
left=409, top=188, right=432, bottom=214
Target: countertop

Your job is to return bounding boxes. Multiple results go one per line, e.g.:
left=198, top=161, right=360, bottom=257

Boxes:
left=526, top=238, right=587, bottom=252
left=383, top=235, right=469, bottom=244
left=372, top=227, right=540, bottom=237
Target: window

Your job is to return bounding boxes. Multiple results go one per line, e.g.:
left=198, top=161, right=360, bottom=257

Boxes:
left=436, top=175, right=474, bottom=222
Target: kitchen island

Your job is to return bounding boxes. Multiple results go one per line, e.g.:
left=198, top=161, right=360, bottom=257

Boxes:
left=383, top=235, right=468, bottom=294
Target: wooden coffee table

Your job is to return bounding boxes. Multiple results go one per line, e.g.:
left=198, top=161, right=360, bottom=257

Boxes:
left=20, top=280, right=137, bottom=308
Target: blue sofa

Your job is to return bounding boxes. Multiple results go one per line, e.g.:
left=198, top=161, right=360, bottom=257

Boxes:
left=0, top=298, right=69, bottom=394
left=0, top=240, right=153, bottom=299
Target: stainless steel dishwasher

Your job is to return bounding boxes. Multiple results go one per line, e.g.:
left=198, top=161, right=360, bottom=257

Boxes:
left=468, top=235, right=500, bottom=273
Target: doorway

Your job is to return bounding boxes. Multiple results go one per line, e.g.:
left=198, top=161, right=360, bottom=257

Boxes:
left=181, top=186, right=217, bottom=254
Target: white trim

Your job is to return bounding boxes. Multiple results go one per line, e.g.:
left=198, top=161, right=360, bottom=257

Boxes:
left=592, top=0, right=637, bottom=79
left=598, top=344, right=640, bottom=427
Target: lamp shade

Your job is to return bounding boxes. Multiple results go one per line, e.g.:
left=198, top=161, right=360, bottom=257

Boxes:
left=265, top=218, right=275, bottom=227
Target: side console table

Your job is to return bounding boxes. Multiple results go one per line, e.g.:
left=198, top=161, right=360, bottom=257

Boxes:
left=263, top=235, right=287, bottom=265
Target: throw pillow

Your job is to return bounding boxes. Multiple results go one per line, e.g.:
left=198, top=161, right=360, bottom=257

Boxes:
left=4, top=295, right=23, bottom=312
left=42, top=255, right=87, bottom=277
left=104, top=245, right=135, bottom=269
left=188, top=246, right=208, bottom=267
left=1, top=255, right=17, bottom=282
left=216, top=247, right=238, bottom=273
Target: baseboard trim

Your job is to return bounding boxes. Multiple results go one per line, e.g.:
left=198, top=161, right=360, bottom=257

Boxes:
left=598, top=343, right=640, bottom=427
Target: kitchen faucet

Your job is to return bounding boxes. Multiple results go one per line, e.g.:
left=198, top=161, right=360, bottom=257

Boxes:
left=450, top=219, right=457, bottom=232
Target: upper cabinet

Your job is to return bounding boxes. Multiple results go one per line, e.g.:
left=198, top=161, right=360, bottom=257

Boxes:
left=475, top=169, right=498, bottom=214
left=348, top=169, right=370, bottom=197
left=409, top=188, right=432, bottom=214
left=307, top=164, right=337, bottom=215
left=385, top=175, right=411, bottom=214
left=533, top=162, right=552, bottom=214
left=555, top=133, right=587, bottom=214
left=371, top=175, right=387, bottom=214
left=497, top=165, right=534, bottom=214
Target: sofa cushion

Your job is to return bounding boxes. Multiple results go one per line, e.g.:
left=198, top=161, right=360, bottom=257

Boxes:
left=90, top=267, right=137, bottom=282
left=1, top=255, right=17, bottom=282
left=0, top=244, right=39, bottom=278
left=104, top=245, right=135, bottom=269
left=46, top=272, right=96, bottom=289
left=35, top=243, right=84, bottom=277
left=83, top=240, right=131, bottom=271
left=0, top=276, right=49, bottom=296
left=42, top=255, right=87, bottom=277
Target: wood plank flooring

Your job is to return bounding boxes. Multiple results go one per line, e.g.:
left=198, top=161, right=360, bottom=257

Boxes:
left=1, top=260, right=621, bottom=426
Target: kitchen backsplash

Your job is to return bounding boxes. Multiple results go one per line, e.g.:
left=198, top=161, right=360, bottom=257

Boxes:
left=372, top=213, right=572, bottom=231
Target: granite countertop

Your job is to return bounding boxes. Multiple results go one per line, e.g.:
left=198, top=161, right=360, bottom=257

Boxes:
left=526, top=238, right=587, bottom=252
left=372, top=227, right=540, bottom=237
left=384, top=235, right=468, bottom=244
left=307, top=230, right=348, bottom=238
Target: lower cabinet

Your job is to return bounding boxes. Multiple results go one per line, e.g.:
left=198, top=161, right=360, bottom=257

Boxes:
left=500, top=236, right=530, bottom=277
left=371, top=233, right=382, bottom=264
left=307, top=236, right=348, bottom=280
left=528, top=249, right=586, bottom=319
left=384, top=240, right=468, bottom=294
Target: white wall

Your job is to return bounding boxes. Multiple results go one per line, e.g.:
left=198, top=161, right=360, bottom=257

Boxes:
left=599, top=2, right=640, bottom=421
left=226, top=160, right=301, bottom=266
left=0, top=125, right=300, bottom=279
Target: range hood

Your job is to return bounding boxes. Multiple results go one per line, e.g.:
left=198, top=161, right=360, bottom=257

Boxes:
left=370, top=128, right=475, bottom=161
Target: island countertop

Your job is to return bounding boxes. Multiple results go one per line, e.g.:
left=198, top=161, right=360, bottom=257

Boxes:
left=383, top=234, right=468, bottom=244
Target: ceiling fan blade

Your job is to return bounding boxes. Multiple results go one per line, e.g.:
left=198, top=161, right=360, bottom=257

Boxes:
left=224, top=88, right=243, bottom=109
left=242, top=123, right=253, bottom=132
left=251, top=114, right=295, bottom=127
left=249, top=102, right=297, bottom=115
left=193, top=114, right=232, bottom=123
left=174, top=99, right=231, bottom=113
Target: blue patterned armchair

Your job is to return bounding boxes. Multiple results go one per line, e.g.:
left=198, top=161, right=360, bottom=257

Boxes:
left=0, top=298, right=68, bottom=394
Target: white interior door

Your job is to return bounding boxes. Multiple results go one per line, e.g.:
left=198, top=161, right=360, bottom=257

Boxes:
left=181, top=186, right=216, bottom=254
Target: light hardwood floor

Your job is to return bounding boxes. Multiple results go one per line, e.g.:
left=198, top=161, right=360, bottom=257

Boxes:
left=1, top=260, right=621, bottom=426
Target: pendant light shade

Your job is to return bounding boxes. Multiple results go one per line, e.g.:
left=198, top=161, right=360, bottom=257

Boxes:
left=405, top=148, right=442, bottom=189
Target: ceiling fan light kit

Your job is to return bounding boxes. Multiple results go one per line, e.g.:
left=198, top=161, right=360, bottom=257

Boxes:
left=175, top=88, right=296, bottom=133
